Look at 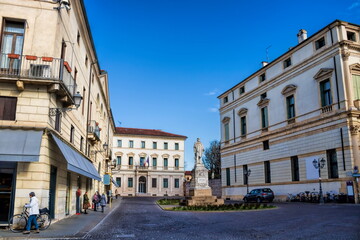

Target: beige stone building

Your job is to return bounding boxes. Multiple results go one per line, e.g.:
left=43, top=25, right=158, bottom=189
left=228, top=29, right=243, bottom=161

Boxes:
left=0, top=0, right=115, bottom=223
left=218, top=20, right=360, bottom=202
left=111, top=127, right=187, bottom=196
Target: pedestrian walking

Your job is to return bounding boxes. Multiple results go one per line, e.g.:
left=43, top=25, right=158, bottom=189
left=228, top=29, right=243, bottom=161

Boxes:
left=92, top=191, right=99, bottom=211
left=83, top=191, right=90, bottom=214
left=100, top=193, right=107, bottom=213
left=115, top=189, right=118, bottom=199
left=23, top=192, right=39, bottom=234
left=76, top=188, right=81, bottom=215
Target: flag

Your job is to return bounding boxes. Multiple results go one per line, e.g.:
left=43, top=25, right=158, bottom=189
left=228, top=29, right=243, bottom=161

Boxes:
left=145, top=156, right=150, bottom=166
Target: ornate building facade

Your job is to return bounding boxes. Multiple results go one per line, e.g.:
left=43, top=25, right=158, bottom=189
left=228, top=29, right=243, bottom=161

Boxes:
left=111, top=127, right=187, bottom=196
left=218, top=20, right=360, bottom=202
left=0, top=0, right=114, bottom=223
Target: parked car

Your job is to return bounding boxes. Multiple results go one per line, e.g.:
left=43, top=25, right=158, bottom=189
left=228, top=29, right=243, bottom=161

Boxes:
left=243, top=188, right=274, bottom=203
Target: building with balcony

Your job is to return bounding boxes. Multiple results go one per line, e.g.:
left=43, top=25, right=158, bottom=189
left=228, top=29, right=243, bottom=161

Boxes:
left=112, top=127, right=187, bottom=196
left=218, top=20, right=360, bottom=202
left=0, top=0, right=115, bottom=223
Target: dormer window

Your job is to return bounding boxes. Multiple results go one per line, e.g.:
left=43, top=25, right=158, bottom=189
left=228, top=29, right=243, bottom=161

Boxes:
left=347, top=31, right=356, bottom=42
left=315, top=37, right=325, bottom=50
left=283, top=58, right=292, bottom=69
left=259, top=73, right=266, bottom=83
left=223, top=96, right=229, bottom=104
left=239, top=86, right=245, bottom=95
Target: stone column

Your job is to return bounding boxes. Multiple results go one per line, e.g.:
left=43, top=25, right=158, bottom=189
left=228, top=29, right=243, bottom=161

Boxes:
left=350, top=124, right=360, bottom=204
left=341, top=46, right=356, bottom=110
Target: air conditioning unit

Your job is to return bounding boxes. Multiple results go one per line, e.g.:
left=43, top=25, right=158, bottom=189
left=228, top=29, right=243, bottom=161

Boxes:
left=30, top=64, right=51, bottom=78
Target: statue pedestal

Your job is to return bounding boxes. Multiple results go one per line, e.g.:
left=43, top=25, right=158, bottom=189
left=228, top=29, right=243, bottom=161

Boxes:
left=186, top=163, right=224, bottom=206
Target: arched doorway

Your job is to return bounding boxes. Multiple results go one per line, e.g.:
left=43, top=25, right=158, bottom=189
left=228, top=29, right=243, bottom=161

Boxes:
left=139, top=176, right=146, bottom=193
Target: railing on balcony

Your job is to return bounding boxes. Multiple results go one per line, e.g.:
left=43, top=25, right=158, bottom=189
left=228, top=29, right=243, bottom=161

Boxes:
left=87, top=120, right=100, bottom=140
left=321, top=105, right=333, bottom=113
left=115, top=165, right=183, bottom=171
left=0, top=53, right=76, bottom=97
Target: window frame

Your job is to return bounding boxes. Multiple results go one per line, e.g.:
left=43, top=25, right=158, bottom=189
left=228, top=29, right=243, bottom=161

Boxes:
left=163, top=178, right=168, bottom=188
left=291, top=156, right=299, bottom=181
left=117, top=140, right=122, bottom=147
left=286, top=95, right=296, bottom=119
left=320, top=79, right=332, bottom=107
left=327, top=149, right=338, bottom=179
left=261, top=106, right=269, bottom=129
left=164, top=142, right=168, bottom=150
left=128, top=178, right=133, bottom=188
left=259, top=73, right=266, bottom=83
left=174, top=178, right=180, bottom=188
left=240, top=116, right=247, bottom=136
left=315, top=36, right=326, bottom=50
left=264, top=161, right=271, bottom=183
left=175, top=143, right=179, bottom=150
left=141, top=141, right=145, bottom=149
left=226, top=168, right=230, bottom=186
left=129, top=140, right=134, bottom=148
left=0, top=96, right=17, bottom=120
left=283, top=57, right=292, bottom=69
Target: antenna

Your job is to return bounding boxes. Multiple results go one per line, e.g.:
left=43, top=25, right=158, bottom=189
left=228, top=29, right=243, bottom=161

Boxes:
left=266, top=45, right=272, bottom=62
left=117, top=121, right=122, bottom=127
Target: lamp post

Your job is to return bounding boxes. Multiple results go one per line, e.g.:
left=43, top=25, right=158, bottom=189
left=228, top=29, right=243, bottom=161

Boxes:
left=313, top=158, right=326, bottom=205
left=244, top=169, right=251, bottom=194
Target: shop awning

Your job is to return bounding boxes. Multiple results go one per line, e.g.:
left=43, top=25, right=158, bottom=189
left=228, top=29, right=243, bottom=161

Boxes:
left=0, top=129, right=43, bottom=162
left=112, top=177, right=119, bottom=188
left=51, top=133, right=101, bottom=181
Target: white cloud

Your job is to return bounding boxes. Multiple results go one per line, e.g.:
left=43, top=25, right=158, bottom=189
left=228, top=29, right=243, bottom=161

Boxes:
left=204, top=89, right=219, bottom=96
left=349, top=0, right=360, bottom=10
left=209, top=107, right=218, bottom=112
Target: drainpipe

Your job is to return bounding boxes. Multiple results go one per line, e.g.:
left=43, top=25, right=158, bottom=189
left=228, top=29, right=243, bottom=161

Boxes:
left=85, top=61, right=97, bottom=156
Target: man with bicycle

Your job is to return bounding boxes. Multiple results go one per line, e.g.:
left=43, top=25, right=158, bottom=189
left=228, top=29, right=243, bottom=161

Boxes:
left=23, top=192, right=40, bottom=234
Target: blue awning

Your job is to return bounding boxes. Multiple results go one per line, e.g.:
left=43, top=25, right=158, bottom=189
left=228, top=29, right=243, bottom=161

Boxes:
left=51, top=133, right=101, bottom=181
left=0, top=129, right=42, bottom=162
left=112, top=177, right=119, bottom=188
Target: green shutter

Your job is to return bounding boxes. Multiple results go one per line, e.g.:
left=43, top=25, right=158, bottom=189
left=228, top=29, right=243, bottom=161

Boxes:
left=353, top=75, right=360, bottom=100
left=224, top=123, right=229, bottom=141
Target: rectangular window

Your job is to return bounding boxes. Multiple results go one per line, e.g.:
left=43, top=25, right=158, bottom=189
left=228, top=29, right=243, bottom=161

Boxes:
left=164, top=158, right=168, bottom=168
left=291, top=156, right=299, bottom=181
left=174, top=179, right=180, bottom=188
left=320, top=79, right=332, bottom=107
left=263, top=140, right=269, bottom=150
left=153, top=142, right=157, bottom=149
left=347, top=31, right=356, bottom=41
left=152, top=178, right=157, bottom=188
left=152, top=157, right=157, bottom=166
left=141, top=141, right=145, bottom=149
left=260, top=92, right=267, bottom=100
left=224, top=123, right=230, bottom=142
left=163, top=178, right=168, bottom=188
left=175, top=158, right=179, bottom=169
left=128, top=157, right=133, bottom=166
left=353, top=75, right=360, bottom=100
left=240, top=116, right=247, bottom=136
left=116, top=156, right=121, bottom=165
left=239, top=86, right=245, bottom=95
left=128, top=178, right=133, bottom=188
left=259, top=73, right=266, bottom=82
left=164, top=142, right=168, bottom=150
left=226, top=168, right=230, bottom=186
left=140, top=157, right=145, bottom=166
left=129, top=140, right=134, bottom=148
left=264, top=161, right=271, bottom=183
left=175, top=143, right=179, bottom=150
left=261, top=107, right=268, bottom=128
left=327, top=149, right=338, bottom=179
left=70, top=125, right=75, bottom=143
left=55, top=110, right=61, bottom=132
left=0, top=96, right=17, bottom=120
left=117, top=140, right=122, bottom=147
left=243, top=165, right=248, bottom=185
left=116, top=177, right=121, bottom=187
left=315, top=37, right=325, bottom=50
left=223, top=96, right=228, bottom=104
left=283, top=58, right=292, bottom=68
left=80, top=136, right=84, bottom=152
left=286, top=95, right=295, bottom=119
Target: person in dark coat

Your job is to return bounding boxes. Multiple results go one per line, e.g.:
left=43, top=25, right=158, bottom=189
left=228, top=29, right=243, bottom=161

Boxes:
left=92, top=191, right=99, bottom=211
left=83, top=192, right=90, bottom=214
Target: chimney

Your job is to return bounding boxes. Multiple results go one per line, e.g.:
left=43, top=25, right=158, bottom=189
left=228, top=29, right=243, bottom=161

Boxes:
left=297, top=29, right=307, bottom=43
left=261, top=61, right=268, bottom=67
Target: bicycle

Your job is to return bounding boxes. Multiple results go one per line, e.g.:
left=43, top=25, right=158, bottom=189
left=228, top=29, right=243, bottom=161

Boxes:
left=8, top=206, right=51, bottom=233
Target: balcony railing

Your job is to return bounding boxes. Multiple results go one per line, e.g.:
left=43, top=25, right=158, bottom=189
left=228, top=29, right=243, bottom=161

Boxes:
left=0, top=53, right=76, bottom=97
left=87, top=120, right=100, bottom=141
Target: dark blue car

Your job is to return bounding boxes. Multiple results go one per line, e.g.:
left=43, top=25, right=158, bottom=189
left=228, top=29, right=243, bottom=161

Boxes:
left=243, top=188, right=274, bottom=203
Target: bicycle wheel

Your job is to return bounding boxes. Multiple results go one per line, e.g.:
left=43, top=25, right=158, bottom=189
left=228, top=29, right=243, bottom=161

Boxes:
left=9, top=214, right=27, bottom=233
left=37, top=213, right=51, bottom=230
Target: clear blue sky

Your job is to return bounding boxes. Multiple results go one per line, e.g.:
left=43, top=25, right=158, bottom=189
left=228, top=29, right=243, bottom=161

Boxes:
left=85, top=0, right=360, bottom=170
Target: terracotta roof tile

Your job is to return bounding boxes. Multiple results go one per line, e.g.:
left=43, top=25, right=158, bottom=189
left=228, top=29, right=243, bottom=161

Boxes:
left=115, top=127, right=187, bottom=139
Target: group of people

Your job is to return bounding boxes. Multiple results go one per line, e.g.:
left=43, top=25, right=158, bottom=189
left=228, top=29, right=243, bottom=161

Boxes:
left=83, top=191, right=107, bottom=213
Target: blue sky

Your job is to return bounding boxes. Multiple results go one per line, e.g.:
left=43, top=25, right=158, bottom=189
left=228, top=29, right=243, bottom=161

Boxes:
left=85, top=0, right=360, bottom=170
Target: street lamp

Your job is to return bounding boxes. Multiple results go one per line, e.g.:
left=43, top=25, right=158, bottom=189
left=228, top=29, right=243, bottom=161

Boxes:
left=49, top=91, right=83, bottom=116
left=313, top=157, right=326, bottom=204
left=244, top=169, right=251, bottom=194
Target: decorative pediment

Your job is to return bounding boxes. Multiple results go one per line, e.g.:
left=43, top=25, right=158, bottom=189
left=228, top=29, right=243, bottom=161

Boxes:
left=222, top=117, right=230, bottom=123
left=138, top=152, right=147, bottom=158
left=257, top=98, right=270, bottom=107
left=151, top=153, right=159, bottom=158
left=162, top=154, right=170, bottom=158
left=350, top=63, right=360, bottom=75
left=237, top=108, right=248, bottom=116
left=173, top=154, right=181, bottom=159
left=281, top=84, right=297, bottom=96
left=127, top=152, right=135, bottom=157
left=313, top=68, right=333, bottom=81
left=114, top=151, right=123, bottom=156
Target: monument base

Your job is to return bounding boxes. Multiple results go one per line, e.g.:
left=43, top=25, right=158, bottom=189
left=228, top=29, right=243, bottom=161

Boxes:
left=186, top=188, right=224, bottom=206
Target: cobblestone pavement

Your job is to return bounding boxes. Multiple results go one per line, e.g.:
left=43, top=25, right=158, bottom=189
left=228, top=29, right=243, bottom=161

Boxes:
left=84, top=197, right=360, bottom=240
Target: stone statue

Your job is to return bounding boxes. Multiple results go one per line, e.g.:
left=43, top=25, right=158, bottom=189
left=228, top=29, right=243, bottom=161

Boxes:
left=193, top=138, right=204, bottom=165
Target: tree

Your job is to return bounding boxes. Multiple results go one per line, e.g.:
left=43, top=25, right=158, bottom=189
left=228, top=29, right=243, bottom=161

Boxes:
left=202, top=140, right=221, bottom=179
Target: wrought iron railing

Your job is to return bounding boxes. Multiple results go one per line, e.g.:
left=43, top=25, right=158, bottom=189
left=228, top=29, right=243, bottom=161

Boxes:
left=0, top=53, right=76, bottom=97
left=87, top=120, right=100, bottom=140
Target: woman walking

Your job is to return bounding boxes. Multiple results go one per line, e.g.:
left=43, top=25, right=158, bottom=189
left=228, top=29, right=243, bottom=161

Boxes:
left=100, top=193, right=107, bottom=213
left=83, top=191, right=90, bottom=214
left=92, top=191, right=99, bottom=211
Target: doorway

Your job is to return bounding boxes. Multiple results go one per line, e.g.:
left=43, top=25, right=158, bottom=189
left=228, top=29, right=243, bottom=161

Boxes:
left=49, top=166, right=57, bottom=219
left=0, top=162, right=16, bottom=223
left=138, top=176, right=146, bottom=193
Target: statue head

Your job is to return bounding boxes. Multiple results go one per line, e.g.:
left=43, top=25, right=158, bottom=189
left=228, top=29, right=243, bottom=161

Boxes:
left=197, top=138, right=200, bottom=142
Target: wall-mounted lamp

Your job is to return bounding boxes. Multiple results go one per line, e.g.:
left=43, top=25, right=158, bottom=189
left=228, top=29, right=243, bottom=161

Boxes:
left=49, top=91, right=83, bottom=116
left=54, top=0, right=71, bottom=11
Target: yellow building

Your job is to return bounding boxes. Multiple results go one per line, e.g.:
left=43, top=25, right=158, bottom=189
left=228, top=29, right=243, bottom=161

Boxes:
left=0, top=0, right=114, bottom=223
